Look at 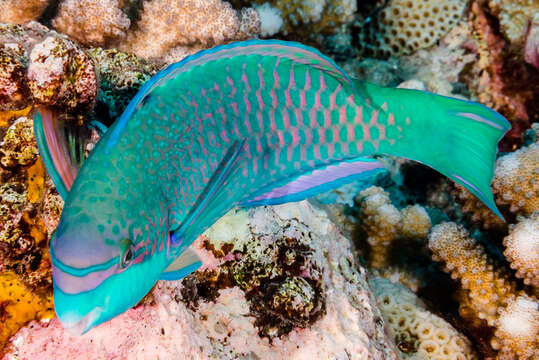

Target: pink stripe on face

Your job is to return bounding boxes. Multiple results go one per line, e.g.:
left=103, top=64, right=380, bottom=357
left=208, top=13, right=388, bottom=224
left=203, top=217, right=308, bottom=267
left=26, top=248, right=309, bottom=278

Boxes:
left=305, top=69, right=311, bottom=90
left=455, top=112, right=504, bottom=130
left=53, top=263, right=118, bottom=294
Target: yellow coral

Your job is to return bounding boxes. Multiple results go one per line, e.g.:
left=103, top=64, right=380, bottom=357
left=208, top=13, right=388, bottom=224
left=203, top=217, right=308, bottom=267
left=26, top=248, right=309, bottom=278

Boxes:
left=0, top=0, right=49, bottom=25
left=359, top=0, right=465, bottom=57
left=503, top=213, right=539, bottom=295
left=26, top=157, right=46, bottom=204
left=371, top=277, right=478, bottom=360
left=357, top=186, right=431, bottom=268
left=428, top=222, right=518, bottom=326
left=0, top=271, right=54, bottom=349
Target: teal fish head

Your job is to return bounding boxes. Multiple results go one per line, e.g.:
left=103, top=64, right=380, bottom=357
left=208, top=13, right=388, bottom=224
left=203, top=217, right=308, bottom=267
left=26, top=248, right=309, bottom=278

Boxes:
left=49, top=207, right=168, bottom=335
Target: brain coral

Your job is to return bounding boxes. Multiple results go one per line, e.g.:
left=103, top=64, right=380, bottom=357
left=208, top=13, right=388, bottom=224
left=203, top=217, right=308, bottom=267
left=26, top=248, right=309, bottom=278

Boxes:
left=358, top=0, right=466, bottom=58
left=371, top=277, right=478, bottom=360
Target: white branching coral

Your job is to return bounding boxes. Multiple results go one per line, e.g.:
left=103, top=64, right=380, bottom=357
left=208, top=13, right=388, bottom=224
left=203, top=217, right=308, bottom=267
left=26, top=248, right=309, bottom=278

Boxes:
left=503, top=213, right=539, bottom=295
left=491, top=295, right=539, bottom=360
left=52, top=0, right=131, bottom=46
left=119, top=0, right=260, bottom=60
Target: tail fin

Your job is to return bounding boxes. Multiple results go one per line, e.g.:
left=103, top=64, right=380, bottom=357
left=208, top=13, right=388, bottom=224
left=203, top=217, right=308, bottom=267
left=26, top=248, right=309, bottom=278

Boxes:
left=360, top=82, right=511, bottom=219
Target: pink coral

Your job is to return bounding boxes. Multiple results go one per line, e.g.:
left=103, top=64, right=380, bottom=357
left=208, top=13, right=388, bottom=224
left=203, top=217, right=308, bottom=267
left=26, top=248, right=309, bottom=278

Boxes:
left=524, top=14, right=539, bottom=69
left=52, top=0, right=131, bottom=46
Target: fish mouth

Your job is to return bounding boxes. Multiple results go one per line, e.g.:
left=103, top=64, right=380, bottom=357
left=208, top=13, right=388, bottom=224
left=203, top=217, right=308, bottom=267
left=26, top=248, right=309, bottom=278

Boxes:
left=59, top=308, right=102, bottom=336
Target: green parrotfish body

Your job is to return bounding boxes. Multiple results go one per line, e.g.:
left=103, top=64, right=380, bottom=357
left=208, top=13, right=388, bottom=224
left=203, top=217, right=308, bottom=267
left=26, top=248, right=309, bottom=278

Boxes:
left=33, top=40, right=510, bottom=335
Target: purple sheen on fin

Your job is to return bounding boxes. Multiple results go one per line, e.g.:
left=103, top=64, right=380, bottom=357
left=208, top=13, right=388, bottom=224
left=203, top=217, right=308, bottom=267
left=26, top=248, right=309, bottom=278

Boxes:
left=247, top=159, right=385, bottom=203
left=453, top=112, right=505, bottom=130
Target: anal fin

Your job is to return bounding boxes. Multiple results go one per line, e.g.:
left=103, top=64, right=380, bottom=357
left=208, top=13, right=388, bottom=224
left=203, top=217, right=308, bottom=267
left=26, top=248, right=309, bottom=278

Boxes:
left=240, top=157, right=385, bottom=207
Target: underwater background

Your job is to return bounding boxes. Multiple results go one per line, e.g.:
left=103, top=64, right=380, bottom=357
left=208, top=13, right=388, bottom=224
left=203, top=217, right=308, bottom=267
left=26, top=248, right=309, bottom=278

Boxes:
left=0, top=0, right=537, bottom=359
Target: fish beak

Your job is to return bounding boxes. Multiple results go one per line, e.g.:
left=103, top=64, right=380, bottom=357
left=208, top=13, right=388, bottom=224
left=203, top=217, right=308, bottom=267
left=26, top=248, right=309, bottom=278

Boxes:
left=60, top=307, right=102, bottom=336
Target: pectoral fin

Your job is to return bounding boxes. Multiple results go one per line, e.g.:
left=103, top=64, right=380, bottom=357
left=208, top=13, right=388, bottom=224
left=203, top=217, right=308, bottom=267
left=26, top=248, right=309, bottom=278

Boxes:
left=159, top=248, right=202, bottom=281
left=33, top=106, right=108, bottom=200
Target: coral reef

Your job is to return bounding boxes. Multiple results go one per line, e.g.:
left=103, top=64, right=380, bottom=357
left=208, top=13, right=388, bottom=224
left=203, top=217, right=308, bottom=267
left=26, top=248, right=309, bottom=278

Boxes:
left=358, top=0, right=466, bottom=58
left=0, top=43, right=28, bottom=111
left=0, top=117, right=38, bottom=169
left=371, top=277, right=478, bottom=360
left=52, top=0, right=131, bottom=47
left=503, top=213, right=539, bottom=294
left=0, top=0, right=49, bottom=25
left=119, top=0, right=260, bottom=60
left=3, top=202, right=399, bottom=359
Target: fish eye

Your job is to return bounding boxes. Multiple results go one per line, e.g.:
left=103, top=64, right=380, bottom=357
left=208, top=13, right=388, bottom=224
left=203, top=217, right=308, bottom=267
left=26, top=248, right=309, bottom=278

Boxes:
left=120, top=243, right=134, bottom=269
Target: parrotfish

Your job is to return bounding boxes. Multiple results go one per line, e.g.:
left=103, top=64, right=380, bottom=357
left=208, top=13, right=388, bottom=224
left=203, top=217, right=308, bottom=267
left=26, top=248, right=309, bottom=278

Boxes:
left=33, top=40, right=510, bottom=335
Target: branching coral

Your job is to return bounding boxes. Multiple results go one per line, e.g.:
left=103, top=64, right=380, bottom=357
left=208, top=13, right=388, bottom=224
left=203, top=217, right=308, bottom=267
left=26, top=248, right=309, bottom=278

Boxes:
left=371, top=277, right=478, bottom=360
left=358, top=0, right=465, bottom=58
left=119, top=0, right=260, bottom=60
left=0, top=0, right=49, bottom=25
left=357, top=186, right=431, bottom=268
left=491, top=295, right=539, bottom=360
left=503, top=213, right=539, bottom=295
left=428, top=222, right=519, bottom=327
left=52, top=0, right=131, bottom=47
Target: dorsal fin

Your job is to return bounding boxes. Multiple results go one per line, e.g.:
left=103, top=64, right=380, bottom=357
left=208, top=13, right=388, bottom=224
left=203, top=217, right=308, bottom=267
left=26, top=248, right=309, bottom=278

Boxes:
left=105, top=39, right=370, bottom=150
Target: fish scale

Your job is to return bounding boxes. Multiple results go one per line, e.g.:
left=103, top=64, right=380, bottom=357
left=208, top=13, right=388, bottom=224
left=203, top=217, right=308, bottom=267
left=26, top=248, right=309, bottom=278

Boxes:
left=33, top=40, right=510, bottom=334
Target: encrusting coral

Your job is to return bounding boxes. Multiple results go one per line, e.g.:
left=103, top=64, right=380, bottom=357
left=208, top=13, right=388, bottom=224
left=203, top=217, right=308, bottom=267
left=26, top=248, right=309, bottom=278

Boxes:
left=119, top=0, right=261, bottom=60
left=0, top=0, right=49, bottom=25
left=371, top=277, right=478, bottom=360
left=52, top=0, right=131, bottom=47
left=358, top=0, right=466, bottom=58
left=0, top=117, right=38, bottom=169
left=356, top=186, right=431, bottom=269
left=503, top=213, right=539, bottom=295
